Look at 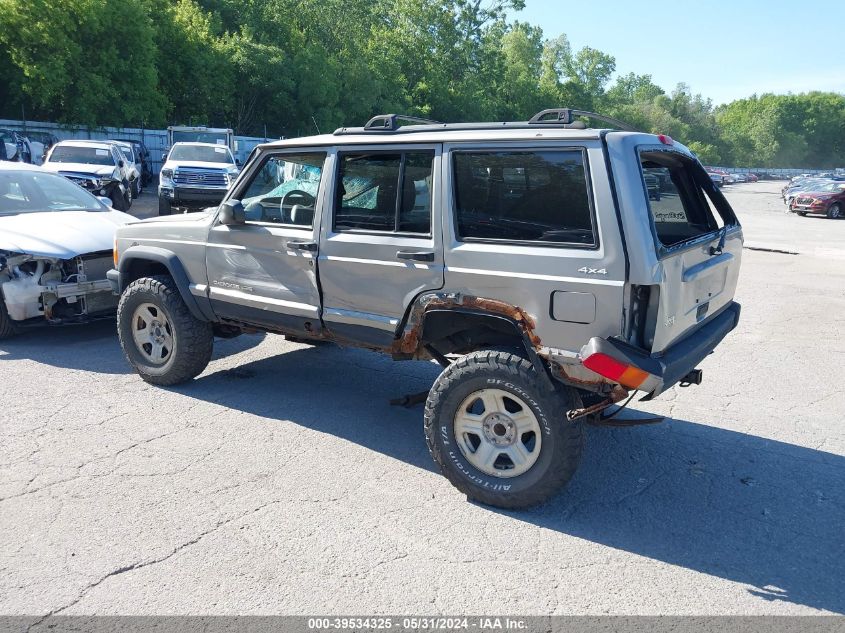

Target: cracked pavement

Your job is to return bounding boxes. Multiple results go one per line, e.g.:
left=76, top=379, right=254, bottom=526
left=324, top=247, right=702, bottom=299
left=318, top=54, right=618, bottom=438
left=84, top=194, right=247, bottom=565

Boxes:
left=1, top=182, right=843, bottom=615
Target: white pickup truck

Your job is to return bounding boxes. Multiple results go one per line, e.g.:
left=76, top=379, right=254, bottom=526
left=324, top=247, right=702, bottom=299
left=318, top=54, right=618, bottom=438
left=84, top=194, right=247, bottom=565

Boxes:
left=157, top=142, right=240, bottom=215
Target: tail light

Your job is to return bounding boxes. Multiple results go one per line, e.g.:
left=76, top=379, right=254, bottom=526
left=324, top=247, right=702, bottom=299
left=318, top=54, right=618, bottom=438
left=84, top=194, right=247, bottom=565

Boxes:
left=113, top=237, right=119, bottom=268
left=582, top=353, right=650, bottom=389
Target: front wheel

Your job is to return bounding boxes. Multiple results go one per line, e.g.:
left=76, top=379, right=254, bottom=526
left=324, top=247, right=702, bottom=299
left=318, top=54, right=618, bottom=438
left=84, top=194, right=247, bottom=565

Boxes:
left=117, top=275, right=213, bottom=385
left=110, top=187, right=130, bottom=212
left=158, top=195, right=171, bottom=216
left=0, top=294, right=20, bottom=340
left=828, top=203, right=842, bottom=219
left=425, top=350, right=584, bottom=509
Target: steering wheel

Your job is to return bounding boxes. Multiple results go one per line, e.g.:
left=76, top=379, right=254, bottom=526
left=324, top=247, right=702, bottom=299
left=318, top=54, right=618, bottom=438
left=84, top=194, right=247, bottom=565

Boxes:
left=282, top=189, right=316, bottom=209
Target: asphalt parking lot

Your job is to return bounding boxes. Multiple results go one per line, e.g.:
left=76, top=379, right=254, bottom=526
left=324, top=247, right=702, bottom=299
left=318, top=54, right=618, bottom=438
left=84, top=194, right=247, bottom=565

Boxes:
left=1, top=181, right=843, bottom=616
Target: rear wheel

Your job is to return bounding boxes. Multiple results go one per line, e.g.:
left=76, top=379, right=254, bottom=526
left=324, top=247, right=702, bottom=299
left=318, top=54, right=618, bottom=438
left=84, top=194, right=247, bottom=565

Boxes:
left=117, top=275, right=213, bottom=385
left=425, top=349, right=584, bottom=509
left=828, top=203, right=842, bottom=219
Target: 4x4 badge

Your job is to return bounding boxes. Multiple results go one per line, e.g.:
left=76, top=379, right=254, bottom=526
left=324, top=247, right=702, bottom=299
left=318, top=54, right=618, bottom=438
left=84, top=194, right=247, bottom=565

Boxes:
left=577, top=267, right=607, bottom=275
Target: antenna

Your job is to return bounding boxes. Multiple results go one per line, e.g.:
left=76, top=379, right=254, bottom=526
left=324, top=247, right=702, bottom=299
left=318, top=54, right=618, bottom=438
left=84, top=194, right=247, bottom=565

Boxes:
left=311, top=116, right=321, bottom=135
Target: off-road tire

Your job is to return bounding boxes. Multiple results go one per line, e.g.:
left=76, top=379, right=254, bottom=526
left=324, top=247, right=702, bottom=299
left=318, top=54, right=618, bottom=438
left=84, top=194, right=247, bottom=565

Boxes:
left=158, top=195, right=172, bottom=216
left=424, top=349, right=584, bottom=509
left=0, top=293, right=20, bottom=340
left=117, top=275, right=213, bottom=385
left=828, top=203, right=842, bottom=219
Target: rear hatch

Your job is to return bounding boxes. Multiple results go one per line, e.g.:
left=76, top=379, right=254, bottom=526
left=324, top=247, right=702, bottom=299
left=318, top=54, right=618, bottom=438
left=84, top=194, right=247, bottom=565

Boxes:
left=635, top=145, right=742, bottom=353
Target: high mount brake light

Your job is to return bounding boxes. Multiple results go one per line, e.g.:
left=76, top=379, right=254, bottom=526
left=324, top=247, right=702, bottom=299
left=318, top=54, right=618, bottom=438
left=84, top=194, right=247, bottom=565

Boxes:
left=582, top=352, right=650, bottom=389
left=657, top=134, right=674, bottom=145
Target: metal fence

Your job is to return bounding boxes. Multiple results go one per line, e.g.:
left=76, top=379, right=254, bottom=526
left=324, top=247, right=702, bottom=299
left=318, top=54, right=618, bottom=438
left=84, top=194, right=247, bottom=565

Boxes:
left=0, top=118, right=274, bottom=175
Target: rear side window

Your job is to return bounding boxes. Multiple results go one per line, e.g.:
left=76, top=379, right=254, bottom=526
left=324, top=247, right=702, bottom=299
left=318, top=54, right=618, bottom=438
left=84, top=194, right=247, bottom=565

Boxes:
left=334, top=151, right=434, bottom=234
left=453, top=150, right=595, bottom=246
left=639, top=150, right=723, bottom=247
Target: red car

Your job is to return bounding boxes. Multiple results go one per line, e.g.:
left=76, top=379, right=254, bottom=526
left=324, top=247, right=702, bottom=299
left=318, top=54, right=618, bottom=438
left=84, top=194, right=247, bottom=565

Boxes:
left=789, top=181, right=845, bottom=218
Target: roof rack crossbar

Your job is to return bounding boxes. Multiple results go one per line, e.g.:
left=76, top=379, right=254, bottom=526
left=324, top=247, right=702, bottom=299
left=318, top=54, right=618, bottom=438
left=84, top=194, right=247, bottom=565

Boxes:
left=331, top=107, right=637, bottom=136
left=363, top=113, right=443, bottom=132
left=528, top=108, right=636, bottom=132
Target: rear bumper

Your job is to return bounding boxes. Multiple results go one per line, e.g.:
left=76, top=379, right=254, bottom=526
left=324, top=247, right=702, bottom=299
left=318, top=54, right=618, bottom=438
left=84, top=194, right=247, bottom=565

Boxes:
left=581, top=302, right=741, bottom=399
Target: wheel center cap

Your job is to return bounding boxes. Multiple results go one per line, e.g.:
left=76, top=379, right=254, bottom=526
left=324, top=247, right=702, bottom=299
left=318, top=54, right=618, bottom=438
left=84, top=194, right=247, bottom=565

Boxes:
left=150, top=321, right=165, bottom=343
left=482, top=413, right=516, bottom=446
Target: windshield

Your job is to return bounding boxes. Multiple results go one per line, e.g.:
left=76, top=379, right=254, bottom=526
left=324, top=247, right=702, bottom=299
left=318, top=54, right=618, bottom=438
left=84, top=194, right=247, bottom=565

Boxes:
left=171, top=131, right=229, bottom=145
left=169, top=145, right=233, bottom=164
left=815, top=182, right=845, bottom=193
left=49, top=145, right=115, bottom=166
left=0, top=171, right=104, bottom=214
left=117, top=146, right=134, bottom=162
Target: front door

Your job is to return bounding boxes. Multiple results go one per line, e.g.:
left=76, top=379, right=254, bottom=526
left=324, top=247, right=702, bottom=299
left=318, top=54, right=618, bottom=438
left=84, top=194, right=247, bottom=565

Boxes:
left=205, top=150, right=327, bottom=334
left=317, top=145, right=444, bottom=346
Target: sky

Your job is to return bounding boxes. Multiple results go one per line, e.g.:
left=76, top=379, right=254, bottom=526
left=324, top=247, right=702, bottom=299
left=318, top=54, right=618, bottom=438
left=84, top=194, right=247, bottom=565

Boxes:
left=508, top=0, right=844, bottom=104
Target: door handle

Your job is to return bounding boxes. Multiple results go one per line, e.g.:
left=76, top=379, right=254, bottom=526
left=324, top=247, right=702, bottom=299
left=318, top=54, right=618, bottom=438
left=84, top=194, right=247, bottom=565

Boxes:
left=286, top=240, right=318, bottom=252
left=396, top=250, right=435, bottom=262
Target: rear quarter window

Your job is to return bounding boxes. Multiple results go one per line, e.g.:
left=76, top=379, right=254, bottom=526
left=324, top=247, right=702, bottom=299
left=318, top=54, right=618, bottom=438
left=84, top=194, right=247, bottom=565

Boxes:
left=453, top=150, right=596, bottom=247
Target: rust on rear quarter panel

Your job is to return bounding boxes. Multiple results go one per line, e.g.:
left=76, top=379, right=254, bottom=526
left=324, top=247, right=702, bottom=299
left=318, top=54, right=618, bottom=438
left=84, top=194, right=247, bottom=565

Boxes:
left=392, top=292, right=542, bottom=355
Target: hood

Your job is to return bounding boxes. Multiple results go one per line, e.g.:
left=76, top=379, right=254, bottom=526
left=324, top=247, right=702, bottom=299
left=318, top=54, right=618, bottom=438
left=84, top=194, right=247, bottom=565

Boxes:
left=164, top=160, right=237, bottom=172
left=0, top=209, right=134, bottom=258
left=42, top=162, right=116, bottom=178
left=128, top=207, right=217, bottom=226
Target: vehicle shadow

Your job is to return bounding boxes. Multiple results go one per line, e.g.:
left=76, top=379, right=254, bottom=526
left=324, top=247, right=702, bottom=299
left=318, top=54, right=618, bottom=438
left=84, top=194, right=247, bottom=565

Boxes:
left=177, top=343, right=845, bottom=614
left=0, top=320, right=265, bottom=374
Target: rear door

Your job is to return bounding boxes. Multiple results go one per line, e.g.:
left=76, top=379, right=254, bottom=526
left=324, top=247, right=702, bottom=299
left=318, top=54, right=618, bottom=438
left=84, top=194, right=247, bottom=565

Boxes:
left=317, top=145, right=444, bottom=346
left=637, top=147, right=742, bottom=353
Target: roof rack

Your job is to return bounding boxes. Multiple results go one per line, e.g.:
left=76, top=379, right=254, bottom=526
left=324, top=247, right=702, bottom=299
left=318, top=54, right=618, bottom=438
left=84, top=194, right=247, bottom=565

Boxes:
left=333, top=108, right=637, bottom=136
left=363, top=114, right=443, bottom=131
left=528, top=108, right=636, bottom=132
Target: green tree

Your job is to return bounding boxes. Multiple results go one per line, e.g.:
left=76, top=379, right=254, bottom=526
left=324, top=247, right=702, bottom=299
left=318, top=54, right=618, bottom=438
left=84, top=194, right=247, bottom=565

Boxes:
left=0, top=0, right=164, bottom=126
left=144, top=0, right=231, bottom=127
left=606, top=73, right=664, bottom=106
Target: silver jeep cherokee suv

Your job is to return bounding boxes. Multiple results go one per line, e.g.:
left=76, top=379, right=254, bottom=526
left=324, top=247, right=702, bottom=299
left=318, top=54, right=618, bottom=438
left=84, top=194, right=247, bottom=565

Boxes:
left=108, top=109, right=742, bottom=508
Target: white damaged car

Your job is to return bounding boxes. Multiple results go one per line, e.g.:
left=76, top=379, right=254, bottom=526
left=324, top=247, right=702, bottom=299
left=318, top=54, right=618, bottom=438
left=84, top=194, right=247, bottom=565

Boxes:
left=0, top=161, right=134, bottom=338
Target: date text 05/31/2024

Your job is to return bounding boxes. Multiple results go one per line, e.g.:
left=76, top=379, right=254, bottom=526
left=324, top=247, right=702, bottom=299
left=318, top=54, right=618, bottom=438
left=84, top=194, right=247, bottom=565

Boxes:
left=307, top=617, right=528, bottom=630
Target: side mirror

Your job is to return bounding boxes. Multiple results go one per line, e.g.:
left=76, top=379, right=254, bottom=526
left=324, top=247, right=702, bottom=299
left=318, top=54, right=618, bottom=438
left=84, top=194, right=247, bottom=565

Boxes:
left=118, top=159, right=125, bottom=168
left=219, top=199, right=245, bottom=226
left=96, top=196, right=112, bottom=207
